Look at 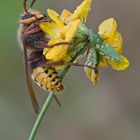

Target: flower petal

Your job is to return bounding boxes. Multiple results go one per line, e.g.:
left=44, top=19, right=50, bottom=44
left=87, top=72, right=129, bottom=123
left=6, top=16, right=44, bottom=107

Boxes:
left=47, top=9, right=64, bottom=28
left=61, top=9, right=72, bottom=23
left=84, top=67, right=99, bottom=85
left=60, top=20, right=80, bottom=42
left=54, top=55, right=72, bottom=70
left=111, top=33, right=123, bottom=54
left=44, top=45, right=68, bottom=61
left=44, top=37, right=71, bottom=62
left=98, top=18, right=117, bottom=44
left=108, top=55, right=129, bottom=70
left=39, top=22, right=60, bottom=38
left=98, top=59, right=108, bottom=68
left=66, top=0, right=92, bottom=23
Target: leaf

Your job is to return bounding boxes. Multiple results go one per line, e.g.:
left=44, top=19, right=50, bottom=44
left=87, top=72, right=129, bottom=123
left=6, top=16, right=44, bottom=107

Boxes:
left=69, top=42, right=88, bottom=59
left=85, top=48, right=98, bottom=67
left=96, top=42, right=121, bottom=61
left=73, top=22, right=89, bottom=45
left=84, top=48, right=99, bottom=85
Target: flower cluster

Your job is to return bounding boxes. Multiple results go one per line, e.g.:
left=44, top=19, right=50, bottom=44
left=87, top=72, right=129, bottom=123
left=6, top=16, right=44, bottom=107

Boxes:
left=39, top=0, right=129, bottom=85
left=39, top=0, right=92, bottom=69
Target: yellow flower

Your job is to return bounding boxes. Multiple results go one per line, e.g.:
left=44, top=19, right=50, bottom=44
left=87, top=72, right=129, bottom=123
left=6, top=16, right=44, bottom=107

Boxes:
left=46, top=0, right=92, bottom=24
left=43, top=38, right=68, bottom=62
left=40, top=21, right=61, bottom=38
left=47, top=9, right=64, bottom=28
left=40, top=19, right=80, bottom=69
left=43, top=20, right=80, bottom=62
left=107, top=55, right=129, bottom=71
left=98, top=18, right=117, bottom=44
left=98, top=18, right=129, bottom=70
left=84, top=67, right=99, bottom=85
left=65, top=0, right=92, bottom=23
left=39, top=0, right=92, bottom=69
left=40, top=0, right=92, bottom=30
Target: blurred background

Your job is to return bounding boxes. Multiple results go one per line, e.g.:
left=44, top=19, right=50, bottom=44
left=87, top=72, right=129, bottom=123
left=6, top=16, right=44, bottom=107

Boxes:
left=0, top=0, right=139, bottom=139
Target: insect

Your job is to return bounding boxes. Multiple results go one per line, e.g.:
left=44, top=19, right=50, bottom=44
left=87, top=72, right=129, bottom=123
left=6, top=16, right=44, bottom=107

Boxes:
left=18, top=0, right=64, bottom=114
left=18, top=0, right=96, bottom=114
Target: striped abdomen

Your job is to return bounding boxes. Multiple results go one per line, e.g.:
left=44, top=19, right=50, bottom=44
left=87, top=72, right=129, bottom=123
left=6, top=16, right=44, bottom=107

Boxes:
left=32, top=66, right=64, bottom=93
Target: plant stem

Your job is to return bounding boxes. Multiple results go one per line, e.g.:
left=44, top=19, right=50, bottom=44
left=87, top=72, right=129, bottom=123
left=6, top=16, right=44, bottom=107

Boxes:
left=29, top=46, right=86, bottom=140
left=29, top=91, right=54, bottom=140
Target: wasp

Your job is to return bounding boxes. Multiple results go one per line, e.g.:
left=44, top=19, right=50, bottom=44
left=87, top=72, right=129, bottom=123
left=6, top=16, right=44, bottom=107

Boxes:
left=18, top=0, right=64, bottom=114
left=18, top=0, right=96, bottom=114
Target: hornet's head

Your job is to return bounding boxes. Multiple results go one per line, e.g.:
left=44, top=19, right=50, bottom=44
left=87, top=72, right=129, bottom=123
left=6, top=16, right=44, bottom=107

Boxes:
left=20, top=0, right=45, bottom=25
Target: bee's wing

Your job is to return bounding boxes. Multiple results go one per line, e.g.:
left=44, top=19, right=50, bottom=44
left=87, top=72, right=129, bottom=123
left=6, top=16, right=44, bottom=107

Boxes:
left=22, top=36, right=39, bottom=114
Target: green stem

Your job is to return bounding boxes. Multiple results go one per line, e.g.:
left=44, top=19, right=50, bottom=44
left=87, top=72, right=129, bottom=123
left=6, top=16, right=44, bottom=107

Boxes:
left=29, top=47, right=86, bottom=140
left=29, top=92, right=54, bottom=140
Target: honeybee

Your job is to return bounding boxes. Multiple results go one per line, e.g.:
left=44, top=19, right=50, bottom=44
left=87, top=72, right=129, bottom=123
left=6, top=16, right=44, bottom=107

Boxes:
left=18, top=0, right=63, bottom=113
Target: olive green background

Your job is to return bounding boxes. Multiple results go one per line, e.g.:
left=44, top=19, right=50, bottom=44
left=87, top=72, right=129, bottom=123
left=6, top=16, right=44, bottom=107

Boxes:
left=0, top=0, right=139, bottom=140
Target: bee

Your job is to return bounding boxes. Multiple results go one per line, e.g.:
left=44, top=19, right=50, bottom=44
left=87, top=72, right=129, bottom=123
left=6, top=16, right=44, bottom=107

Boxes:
left=18, top=0, right=64, bottom=113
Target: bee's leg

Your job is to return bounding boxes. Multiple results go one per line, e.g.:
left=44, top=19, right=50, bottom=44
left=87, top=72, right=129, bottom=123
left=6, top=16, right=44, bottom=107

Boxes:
left=24, top=19, right=51, bottom=34
left=37, top=18, right=52, bottom=24
left=33, top=41, right=72, bottom=50
left=27, top=23, right=37, bottom=32
left=67, top=62, right=95, bottom=70
left=54, top=96, right=62, bottom=107
left=39, top=61, right=64, bottom=67
left=40, top=61, right=95, bottom=70
left=25, top=26, right=41, bottom=36
left=33, top=40, right=50, bottom=49
left=48, top=42, right=72, bottom=48
left=28, top=51, right=44, bottom=63
left=23, top=19, right=45, bottom=35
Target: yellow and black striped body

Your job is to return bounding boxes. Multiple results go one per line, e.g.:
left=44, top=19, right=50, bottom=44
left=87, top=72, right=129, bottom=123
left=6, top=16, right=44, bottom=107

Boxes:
left=32, top=66, right=64, bottom=93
